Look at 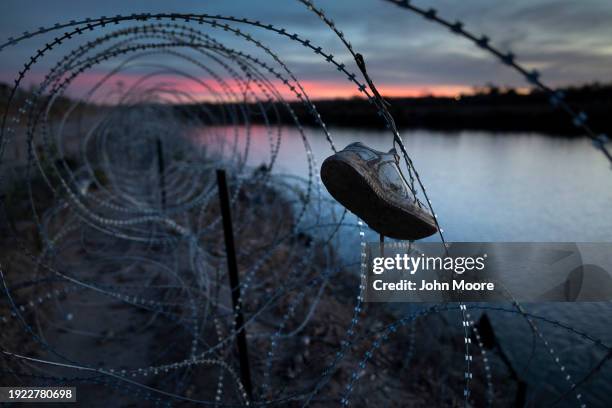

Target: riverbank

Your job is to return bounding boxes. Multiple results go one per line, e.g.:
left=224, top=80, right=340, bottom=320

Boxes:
left=0, top=129, right=518, bottom=406
left=174, top=83, right=612, bottom=136
left=4, top=82, right=611, bottom=136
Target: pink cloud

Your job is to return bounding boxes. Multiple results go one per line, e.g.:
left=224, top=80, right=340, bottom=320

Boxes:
left=1, top=69, right=472, bottom=102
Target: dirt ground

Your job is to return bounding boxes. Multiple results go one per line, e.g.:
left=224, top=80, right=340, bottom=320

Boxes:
left=0, top=127, right=518, bottom=407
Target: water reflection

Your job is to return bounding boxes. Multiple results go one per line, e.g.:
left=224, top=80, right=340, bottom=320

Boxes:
left=193, top=125, right=612, bottom=405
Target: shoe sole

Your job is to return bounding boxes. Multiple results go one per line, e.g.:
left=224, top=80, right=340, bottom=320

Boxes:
left=321, top=155, right=438, bottom=240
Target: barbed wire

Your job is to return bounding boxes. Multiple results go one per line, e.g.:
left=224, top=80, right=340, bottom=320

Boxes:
left=384, top=0, right=612, bottom=166
left=0, top=2, right=608, bottom=407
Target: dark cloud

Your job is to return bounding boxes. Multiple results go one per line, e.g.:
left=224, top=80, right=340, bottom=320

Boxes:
left=0, top=0, right=610, bottom=94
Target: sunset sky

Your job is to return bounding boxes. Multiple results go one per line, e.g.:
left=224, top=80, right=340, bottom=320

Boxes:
left=1, top=0, right=612, bottom=100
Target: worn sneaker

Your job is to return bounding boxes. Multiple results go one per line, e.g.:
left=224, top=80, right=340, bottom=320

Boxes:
left=321, top=142, right=438, bottom=240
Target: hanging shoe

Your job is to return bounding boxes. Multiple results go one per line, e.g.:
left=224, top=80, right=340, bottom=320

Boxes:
left=321, top=142, right=438, bottom=240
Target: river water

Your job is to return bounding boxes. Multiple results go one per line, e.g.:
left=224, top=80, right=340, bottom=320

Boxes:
left=195, top=125, right=612, bottom=406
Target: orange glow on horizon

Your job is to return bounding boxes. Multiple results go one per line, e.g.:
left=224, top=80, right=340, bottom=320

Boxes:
left=25, top=70, right=474, bottom=102
left=285, top=80, right=473, bottom=100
